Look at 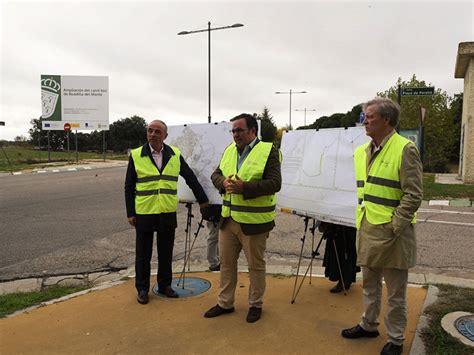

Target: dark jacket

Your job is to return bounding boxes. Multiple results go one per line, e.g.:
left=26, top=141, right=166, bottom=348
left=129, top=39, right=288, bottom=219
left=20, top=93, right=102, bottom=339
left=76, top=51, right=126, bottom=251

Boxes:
left=125, top=143, right=208, bottom=230
left=211, top=140, right=282, bottom=235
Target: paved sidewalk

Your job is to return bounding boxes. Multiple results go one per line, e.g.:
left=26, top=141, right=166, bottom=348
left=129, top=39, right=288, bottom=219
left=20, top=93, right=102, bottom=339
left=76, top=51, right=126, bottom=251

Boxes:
left=0, top=271, right=427, bottom=355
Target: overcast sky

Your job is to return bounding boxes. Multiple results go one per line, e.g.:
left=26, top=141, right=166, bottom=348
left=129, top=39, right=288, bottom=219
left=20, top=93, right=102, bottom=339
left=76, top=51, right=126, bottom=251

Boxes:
left=1, top=0, right=472, bottom=140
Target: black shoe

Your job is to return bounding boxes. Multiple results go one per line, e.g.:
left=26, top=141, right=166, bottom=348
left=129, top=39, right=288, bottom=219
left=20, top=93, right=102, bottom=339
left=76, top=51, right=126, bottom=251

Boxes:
left=137, top=290, right=148, bottom=305
left=246, top=307, right=262, bottom=323
left=204, top=304, right=235, bottom=318
left=209, top=264, right=221, bottom=271
left=341, top=325, right=379, bottom=339
left=330, top=281, right=351, bottom=293
left=380, top=342, right=403, bottom=355
left=158, top=286, right=179, bottom=298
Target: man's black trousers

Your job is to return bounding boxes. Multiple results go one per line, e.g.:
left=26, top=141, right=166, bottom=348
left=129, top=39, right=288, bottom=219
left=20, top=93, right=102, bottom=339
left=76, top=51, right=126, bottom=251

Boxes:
left=135, top=225, right=176, bottom=293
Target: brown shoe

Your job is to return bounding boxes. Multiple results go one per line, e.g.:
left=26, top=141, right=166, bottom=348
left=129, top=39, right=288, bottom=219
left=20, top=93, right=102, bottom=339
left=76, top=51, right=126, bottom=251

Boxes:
left=158, top=286, right=179, bottom=298
left=204, top=304, right=235, bottom=318
left=137, top=290, right=149, bottom=305
left=246, top=307, right=262, bottom=323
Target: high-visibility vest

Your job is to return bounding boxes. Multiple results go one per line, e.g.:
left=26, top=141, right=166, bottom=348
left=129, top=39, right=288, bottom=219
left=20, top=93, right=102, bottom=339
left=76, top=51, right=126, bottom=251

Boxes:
left=219, top=141, right=277, bottom=224
left=354, top=133, right=416, bottom=230
left=131, top=145, right=180, bottom=214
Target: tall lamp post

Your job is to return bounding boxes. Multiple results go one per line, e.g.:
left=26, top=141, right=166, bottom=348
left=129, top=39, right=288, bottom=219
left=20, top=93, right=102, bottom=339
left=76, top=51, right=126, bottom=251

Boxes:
left=178, top=21, right=244, bottom=123
left=295, top=108, right=316, bottom=126
left=275, top=90, right=306, bottom=129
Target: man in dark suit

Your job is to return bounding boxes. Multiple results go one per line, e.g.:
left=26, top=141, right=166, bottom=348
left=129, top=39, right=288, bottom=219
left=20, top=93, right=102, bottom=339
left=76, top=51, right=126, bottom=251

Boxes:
left=125, top=119, right=209, bottom=304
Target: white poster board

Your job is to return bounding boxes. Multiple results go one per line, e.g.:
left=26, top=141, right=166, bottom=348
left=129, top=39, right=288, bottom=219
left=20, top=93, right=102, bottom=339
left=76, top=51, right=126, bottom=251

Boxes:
left=166, top=122, right=233, bottom=204
left=277, top=127, right=370, bottom=227
left=41, top=75, right=109, bottom=131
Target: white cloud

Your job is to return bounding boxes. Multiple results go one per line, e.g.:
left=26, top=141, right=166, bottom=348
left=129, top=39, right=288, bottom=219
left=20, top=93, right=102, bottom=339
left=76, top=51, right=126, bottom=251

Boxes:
left=1, top=0, right=471, bottom=139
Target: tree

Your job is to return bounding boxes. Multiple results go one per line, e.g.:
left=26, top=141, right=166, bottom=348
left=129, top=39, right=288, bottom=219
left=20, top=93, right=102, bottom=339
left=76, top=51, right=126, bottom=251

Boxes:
left=300, top=104, right=361, bottom=130
left=377, top=75, right=458, bottom=172
left=108, top=115, right=147, bottom=152
left=254, top=107, right=277, bottom=143
left=28, top=118, right=68, bottom=150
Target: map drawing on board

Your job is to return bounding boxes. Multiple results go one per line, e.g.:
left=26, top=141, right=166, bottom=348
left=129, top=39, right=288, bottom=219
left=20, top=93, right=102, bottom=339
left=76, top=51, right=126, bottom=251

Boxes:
left=167, top=122, right=233, bottom=204
left=277, top=126, right=369, bottom=227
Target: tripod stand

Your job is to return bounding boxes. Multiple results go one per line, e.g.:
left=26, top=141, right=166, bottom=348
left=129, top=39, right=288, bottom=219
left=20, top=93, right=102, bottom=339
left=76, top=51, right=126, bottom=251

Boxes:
left=176, top=202, right=205, bottom=288
left=290, top=217, right=347, bottom=303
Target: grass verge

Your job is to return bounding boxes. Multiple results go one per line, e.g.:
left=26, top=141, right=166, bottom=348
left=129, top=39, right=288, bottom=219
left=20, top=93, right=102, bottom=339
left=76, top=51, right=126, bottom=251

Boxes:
left=423, top=173, right=474, bottom=200
left=0, top=145, right=127, bottom=172
left=0, top=285, right=87, bottom=318
left=422, top=284, right=474, bottom=355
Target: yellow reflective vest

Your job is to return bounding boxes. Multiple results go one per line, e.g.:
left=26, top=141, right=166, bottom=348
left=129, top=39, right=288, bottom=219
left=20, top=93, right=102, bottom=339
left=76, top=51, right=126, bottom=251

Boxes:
left=131, top=145, right=180, bottom=214
left=219, top=142, right=277, bottom=224
left=354, top=133, right=416, bottom=230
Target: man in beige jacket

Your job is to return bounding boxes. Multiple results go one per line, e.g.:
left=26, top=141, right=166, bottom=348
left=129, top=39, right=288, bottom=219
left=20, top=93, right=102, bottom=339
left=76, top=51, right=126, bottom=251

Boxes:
left=341, top=98, right=423, bottom=355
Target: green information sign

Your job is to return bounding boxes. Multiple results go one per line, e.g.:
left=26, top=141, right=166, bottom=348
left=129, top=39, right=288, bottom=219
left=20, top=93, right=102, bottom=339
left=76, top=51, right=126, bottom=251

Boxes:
left=401, top=87, right=435, bottom=96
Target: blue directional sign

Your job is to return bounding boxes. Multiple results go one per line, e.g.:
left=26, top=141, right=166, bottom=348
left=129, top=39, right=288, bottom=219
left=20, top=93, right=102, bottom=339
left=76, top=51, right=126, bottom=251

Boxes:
left=359, top=112, right=365, bottom=123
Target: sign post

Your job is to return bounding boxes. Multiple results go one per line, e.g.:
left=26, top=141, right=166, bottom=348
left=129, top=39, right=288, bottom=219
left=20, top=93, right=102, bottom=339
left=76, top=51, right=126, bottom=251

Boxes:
left=419, top=105, right=426, bottom=163
left=64, top=123, right=71, bottom=163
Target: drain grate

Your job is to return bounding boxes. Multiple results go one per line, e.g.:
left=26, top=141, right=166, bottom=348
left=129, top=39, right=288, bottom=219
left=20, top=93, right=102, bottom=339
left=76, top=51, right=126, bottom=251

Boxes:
left=152, top=277, right=211, bottom=298
left=455, top=315, right=474, bottom=342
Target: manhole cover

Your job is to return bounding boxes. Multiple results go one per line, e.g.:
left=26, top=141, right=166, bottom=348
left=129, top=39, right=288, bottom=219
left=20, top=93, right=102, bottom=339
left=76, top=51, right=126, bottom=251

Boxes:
left=455, top=315, right=474, bottom=342
left=152, top=277, right=211, bottom=298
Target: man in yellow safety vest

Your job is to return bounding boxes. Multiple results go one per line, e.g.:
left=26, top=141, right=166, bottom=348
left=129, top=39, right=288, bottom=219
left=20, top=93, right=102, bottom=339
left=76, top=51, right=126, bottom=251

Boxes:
left=125, top=120, right=209, bottom=305
left=341, top=98, right=423, bottom=355
left=204, top=113, right=282, bottom=323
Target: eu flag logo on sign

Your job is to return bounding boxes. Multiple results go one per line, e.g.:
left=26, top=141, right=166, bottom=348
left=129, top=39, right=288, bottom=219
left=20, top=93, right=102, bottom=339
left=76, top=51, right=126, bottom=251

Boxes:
left=45, top=123, right=51, bottom=127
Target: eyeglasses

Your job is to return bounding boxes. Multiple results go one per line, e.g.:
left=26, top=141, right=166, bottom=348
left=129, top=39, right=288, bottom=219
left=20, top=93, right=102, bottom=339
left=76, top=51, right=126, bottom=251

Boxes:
left=230, top=128, right=248, bottom=134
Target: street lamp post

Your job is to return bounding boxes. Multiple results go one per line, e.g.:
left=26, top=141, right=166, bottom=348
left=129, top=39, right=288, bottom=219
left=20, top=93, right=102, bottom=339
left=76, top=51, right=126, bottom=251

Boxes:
left=178, top=21, right=244, bottom=123
left=295, top=108, right=316, bottom=126
left=275, top=90, right=306, bottom=129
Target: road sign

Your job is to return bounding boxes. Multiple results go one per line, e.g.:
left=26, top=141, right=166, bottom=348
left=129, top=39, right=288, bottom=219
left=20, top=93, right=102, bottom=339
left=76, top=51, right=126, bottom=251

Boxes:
left=359, top=112, right=365, bottom=123
left=401, top=87, right=435, bottom=96
left=64, top=123, right=71, bottom=132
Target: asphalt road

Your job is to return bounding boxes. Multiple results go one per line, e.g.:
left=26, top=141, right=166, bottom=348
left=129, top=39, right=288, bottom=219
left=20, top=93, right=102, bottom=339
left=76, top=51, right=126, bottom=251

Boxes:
left=1, top=165, right=473, bottom=281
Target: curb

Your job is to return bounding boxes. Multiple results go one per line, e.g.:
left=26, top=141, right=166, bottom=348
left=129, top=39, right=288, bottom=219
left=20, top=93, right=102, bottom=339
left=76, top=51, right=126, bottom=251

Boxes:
left=409, top=285, right=439, bottom=355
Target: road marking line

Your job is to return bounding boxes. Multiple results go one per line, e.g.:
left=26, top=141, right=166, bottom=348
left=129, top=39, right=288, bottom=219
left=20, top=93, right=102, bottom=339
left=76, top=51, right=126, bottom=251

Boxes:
left=67, top=168, right=77, bottom=171
left=13, top=172, right=22, bottom=175
left=37, top=170, right=47, bottom=173
left=52, top=170, right=60, bottom=173
left=419, top=208, right=474, bottom=215
left=84, top=167, right=92, bottom=170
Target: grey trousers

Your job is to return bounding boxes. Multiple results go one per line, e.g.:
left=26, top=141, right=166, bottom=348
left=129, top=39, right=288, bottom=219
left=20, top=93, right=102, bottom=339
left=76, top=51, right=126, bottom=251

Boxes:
left=359, top=267, right=409, bottom=346
left=207, top=220, right=220, bottom=268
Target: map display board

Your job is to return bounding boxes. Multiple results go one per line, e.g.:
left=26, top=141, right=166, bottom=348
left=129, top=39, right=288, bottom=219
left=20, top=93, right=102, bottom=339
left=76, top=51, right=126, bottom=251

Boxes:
left=277, top=127, right=370, bottom=227
left=41, top=75, right=109, bottom=131
left=167, top=122, right=233, bottom=204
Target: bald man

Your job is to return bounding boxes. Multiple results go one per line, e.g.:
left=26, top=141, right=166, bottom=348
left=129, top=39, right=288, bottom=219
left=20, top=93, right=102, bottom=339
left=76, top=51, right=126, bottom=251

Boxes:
left=125, top=120, right=209, bottom=304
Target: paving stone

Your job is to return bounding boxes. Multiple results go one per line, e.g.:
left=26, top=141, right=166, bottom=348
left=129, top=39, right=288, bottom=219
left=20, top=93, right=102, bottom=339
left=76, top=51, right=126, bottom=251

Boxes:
left=267, top=265, right=293, bottom=275
left=408, top=273, right=426, bottom=285
left=426, top=274, right=474, bottom=289
left=435, top=173, right=463, bottom=184
left=0, top=278, right=41, bottom=295
left=44, top=274, right=86, bottom=288
left=57, top=278, right=87, bottom=287
left=88, top=272, right=120, bottom=285
left=429, top=200, right=450, bottom=206
left=450, top=199, right=472, bottom=207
